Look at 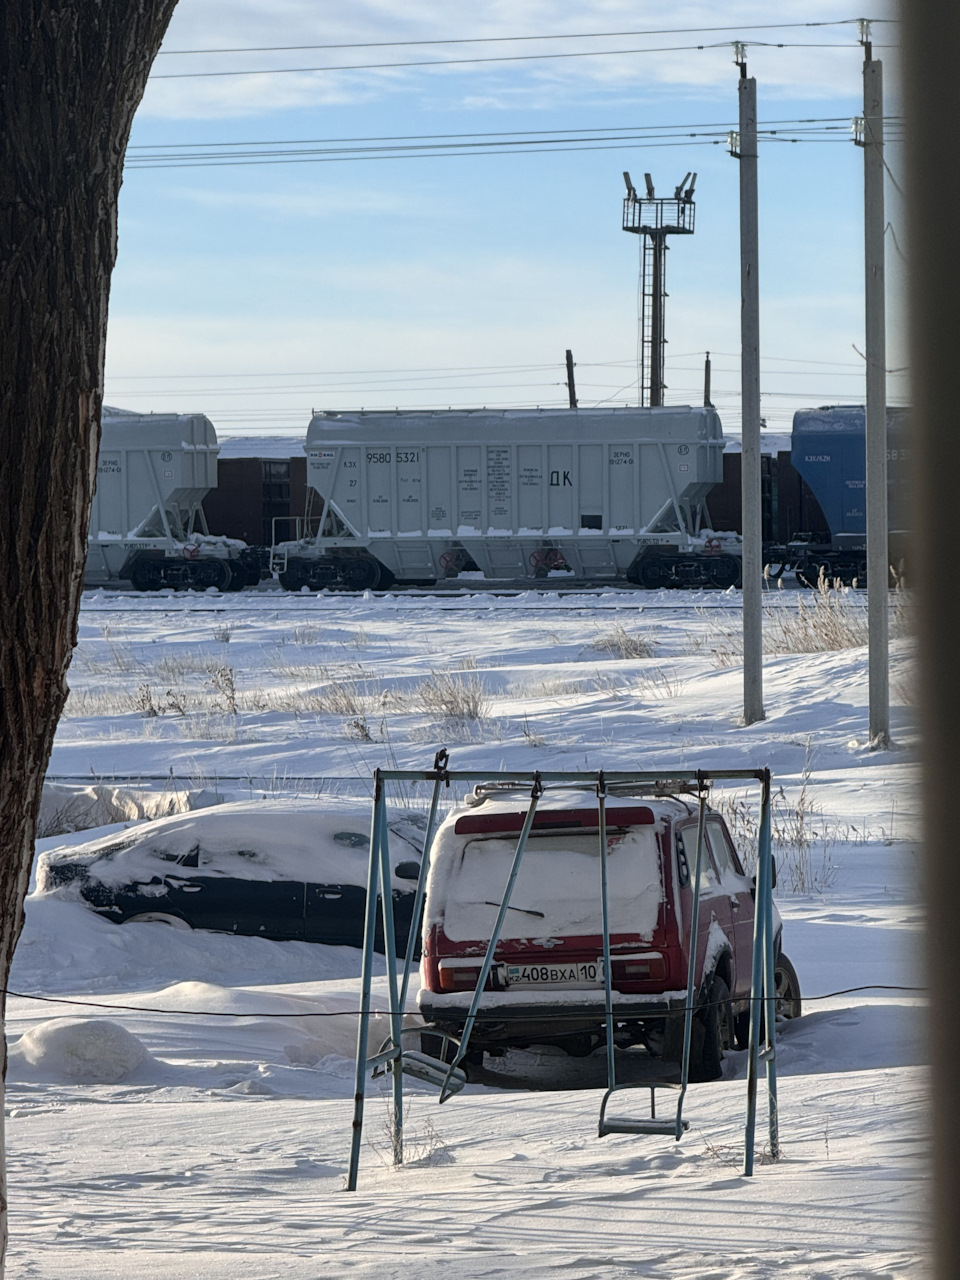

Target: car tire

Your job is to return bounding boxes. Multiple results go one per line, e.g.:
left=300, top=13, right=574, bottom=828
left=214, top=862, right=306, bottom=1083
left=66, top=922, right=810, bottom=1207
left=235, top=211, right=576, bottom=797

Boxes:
left=420, top=1032, right=457, bottom=1063
left=124, top=912, right=192, bottom=930
left=688, top=974, right=732, bottom=1083
left=773, top=953, right=802, bottom=1021
left=733, top=953, right=802, bottom=1046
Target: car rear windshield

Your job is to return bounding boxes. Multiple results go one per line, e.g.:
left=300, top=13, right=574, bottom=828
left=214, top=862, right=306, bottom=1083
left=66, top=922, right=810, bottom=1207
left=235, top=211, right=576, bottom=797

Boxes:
left=436, top=827, right=663, bottom=943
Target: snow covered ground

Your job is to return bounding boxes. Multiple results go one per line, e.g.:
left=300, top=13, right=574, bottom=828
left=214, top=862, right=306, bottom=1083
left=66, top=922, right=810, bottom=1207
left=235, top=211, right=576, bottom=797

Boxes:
left=5, top=585, right=924, bottom=1278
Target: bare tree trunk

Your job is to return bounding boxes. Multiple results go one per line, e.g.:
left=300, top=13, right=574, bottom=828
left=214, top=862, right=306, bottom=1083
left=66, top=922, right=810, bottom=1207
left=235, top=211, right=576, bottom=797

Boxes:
left=0, top=2, right=178, bottom=1270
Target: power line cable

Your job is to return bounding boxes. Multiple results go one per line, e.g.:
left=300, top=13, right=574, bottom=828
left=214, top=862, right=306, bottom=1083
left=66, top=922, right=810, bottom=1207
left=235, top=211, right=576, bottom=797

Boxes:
left=128, top=116, right=896, bottom=150
left=157, top=19, right=894, bottom=58
left=124, top=134, right=893, bottom=171
left=151, top=40, right=896, bottom=81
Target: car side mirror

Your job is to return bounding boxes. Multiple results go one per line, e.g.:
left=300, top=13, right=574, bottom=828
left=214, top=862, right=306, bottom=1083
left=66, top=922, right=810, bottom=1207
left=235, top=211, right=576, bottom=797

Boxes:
left=750, top=856, right=777, bottom=899
left=394, top=860, right=420, bottom=882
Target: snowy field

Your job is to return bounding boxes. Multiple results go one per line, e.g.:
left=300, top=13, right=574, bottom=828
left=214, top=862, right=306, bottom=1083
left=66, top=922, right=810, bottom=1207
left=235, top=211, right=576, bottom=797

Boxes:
left=5, top=585, right=924, bottom=1278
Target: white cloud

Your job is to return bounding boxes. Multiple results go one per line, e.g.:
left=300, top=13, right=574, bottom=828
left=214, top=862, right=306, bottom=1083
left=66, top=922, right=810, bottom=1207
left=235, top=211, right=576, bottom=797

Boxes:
left=137, top=1, right=893, bottom=120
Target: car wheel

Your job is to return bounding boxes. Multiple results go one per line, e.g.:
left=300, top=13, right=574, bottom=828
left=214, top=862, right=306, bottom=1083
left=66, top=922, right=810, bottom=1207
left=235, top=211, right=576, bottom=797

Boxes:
left=734, top=954, right=802, bottom=1045
left=420, top=1032, right=458, bottom=1063
left=124, top=912, right=192, bottom=930
left=773, top=953, right=802, bottom=1021
left=688, top=974, right=733, bottom=1082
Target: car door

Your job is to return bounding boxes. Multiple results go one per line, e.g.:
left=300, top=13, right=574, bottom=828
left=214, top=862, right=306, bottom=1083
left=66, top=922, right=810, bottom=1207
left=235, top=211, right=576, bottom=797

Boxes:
left=704, top=817, right=756, bottom=1000
left=676, top=820, right=734, bottom=988
left=165, top=848, right=307, bottom=941
left=304, top=882, right=370, bottom=947
left=303, top=829, right=420, bottom=954
left=303, top=827, right=372, bottom=948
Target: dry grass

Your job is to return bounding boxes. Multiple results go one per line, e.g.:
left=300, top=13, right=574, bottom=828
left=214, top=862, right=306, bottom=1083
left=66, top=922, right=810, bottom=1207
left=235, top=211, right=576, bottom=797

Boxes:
left=417, top=671, right=489, bottom=723
left=520, top=714, right=547, bottom=748
left=715, top=762, right=843, bottom=895
left=705, top=575, right=913, bottom=667
left=766, top=575, right=869, bottom=653
left=292, top=624, right=322, bottom=646
left=155, top=653, right=216, bottom=679
left=589, top=623, right=655, bottom=660
left=635, top=667, right=685, bottom=699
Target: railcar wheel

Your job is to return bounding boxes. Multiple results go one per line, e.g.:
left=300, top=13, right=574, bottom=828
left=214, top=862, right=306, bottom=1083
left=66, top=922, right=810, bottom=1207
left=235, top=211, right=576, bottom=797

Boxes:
left=189, top=560, right=232, bottom=592
left=339, top=557, right=381, bottom=591
left=709, top=555, right=741, bottom=589
left=795, top=559, right=824, bottom=589
left=638, top=556, right=672, bottom=589
left=278, top=567, right=306, bottom=591
left=129, top=559, right=164, bottom=592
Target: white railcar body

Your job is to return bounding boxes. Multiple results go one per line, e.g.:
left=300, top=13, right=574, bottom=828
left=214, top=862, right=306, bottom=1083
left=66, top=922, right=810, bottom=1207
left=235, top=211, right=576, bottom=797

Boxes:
left=86, top=412, right=248, bottom=590
left=273, top=407, right=739, bottom=589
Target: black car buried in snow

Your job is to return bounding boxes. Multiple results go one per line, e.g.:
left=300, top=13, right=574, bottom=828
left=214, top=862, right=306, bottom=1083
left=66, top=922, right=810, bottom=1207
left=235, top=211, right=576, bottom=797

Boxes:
left=34, top=800, right=424, bottom=956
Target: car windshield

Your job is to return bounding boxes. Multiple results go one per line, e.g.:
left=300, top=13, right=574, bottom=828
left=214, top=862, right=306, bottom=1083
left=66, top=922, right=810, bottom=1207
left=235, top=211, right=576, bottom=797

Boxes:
left=438, top=827, right=663, bottom=942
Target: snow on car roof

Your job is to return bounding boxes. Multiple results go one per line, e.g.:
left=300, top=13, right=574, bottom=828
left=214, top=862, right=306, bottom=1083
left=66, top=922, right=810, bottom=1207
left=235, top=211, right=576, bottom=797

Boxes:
left=36, top=798, right=423, bottom=890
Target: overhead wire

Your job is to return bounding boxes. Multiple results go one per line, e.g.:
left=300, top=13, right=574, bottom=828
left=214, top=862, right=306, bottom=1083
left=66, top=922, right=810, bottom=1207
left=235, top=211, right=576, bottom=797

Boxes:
left=157, top=19, right=896, bottom=58
left=124, top=119, right=902, bottom=170
left=151, top=39, right=897, bottom=81
left=127, top=116, right=890, bottom=149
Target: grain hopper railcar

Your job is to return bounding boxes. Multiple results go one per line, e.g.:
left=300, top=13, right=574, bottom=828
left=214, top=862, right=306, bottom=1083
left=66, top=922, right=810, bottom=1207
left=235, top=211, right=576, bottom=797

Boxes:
left=777, top=405, right=909, bottom=586
left=85, top=412, right=260, bottom=591
left=270, top=406, right=741, bottom=591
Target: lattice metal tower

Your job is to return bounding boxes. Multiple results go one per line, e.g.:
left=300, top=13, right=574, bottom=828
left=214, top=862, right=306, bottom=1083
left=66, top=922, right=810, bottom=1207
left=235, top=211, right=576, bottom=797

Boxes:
left=622, top=172, right=697, bottom=407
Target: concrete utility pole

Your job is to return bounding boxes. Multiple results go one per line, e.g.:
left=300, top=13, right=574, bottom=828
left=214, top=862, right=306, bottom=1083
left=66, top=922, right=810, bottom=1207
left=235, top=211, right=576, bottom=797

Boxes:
left=731, top=45, right=764, bottom=725
left=858, top=20, right=890, bottom=747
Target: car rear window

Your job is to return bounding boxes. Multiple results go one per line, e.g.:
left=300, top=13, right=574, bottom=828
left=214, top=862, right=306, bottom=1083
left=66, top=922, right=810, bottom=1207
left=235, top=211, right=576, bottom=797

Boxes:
left=436, top=827, right=663, bottom=942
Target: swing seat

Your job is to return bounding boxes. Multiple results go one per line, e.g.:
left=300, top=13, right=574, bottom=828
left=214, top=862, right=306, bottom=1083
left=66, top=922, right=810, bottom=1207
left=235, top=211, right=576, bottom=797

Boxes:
left=598, top=1083, right=689, bottom=1140
left=400, top=1051, right=467, bottom=1093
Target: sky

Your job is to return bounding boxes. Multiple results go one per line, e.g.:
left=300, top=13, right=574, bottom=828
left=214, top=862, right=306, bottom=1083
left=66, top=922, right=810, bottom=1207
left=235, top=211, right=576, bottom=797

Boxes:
left=103, top=1, right=906, bottom=438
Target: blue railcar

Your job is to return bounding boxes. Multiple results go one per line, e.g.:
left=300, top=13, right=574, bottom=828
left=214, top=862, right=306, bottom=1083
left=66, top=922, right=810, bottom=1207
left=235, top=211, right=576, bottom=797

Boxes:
left=786, top=405, right=908, bottom=586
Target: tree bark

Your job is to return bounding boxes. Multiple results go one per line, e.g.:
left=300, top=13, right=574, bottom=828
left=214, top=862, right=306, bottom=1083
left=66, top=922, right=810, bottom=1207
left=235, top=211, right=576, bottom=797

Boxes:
left=0, top=2, right=178, bottom=1270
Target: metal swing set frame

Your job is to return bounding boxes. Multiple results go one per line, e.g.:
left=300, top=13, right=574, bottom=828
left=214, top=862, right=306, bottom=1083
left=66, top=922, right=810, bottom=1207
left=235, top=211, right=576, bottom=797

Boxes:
left=346, top=754, right=780, bottom=1191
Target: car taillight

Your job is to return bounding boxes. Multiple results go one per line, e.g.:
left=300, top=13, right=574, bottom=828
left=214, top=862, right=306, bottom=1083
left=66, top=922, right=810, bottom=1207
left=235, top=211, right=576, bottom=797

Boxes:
left=611, top=953, right=666, bottom=983
left=438, top=961, right=484, bottom=992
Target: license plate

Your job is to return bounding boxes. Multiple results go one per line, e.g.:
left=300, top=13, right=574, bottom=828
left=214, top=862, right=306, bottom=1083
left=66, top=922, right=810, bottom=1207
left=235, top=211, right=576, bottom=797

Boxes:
left=505, top=961, right=601, bottom=987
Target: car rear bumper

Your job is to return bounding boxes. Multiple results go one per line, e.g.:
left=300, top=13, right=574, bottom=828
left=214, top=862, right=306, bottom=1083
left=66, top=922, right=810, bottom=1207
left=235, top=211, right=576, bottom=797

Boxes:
left=419, top=988, right=686, bottom=1047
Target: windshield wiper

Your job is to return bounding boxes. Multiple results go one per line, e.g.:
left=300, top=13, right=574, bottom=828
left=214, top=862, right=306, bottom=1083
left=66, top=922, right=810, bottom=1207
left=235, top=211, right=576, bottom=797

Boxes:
left=483, top=901, right=545, bottom=919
